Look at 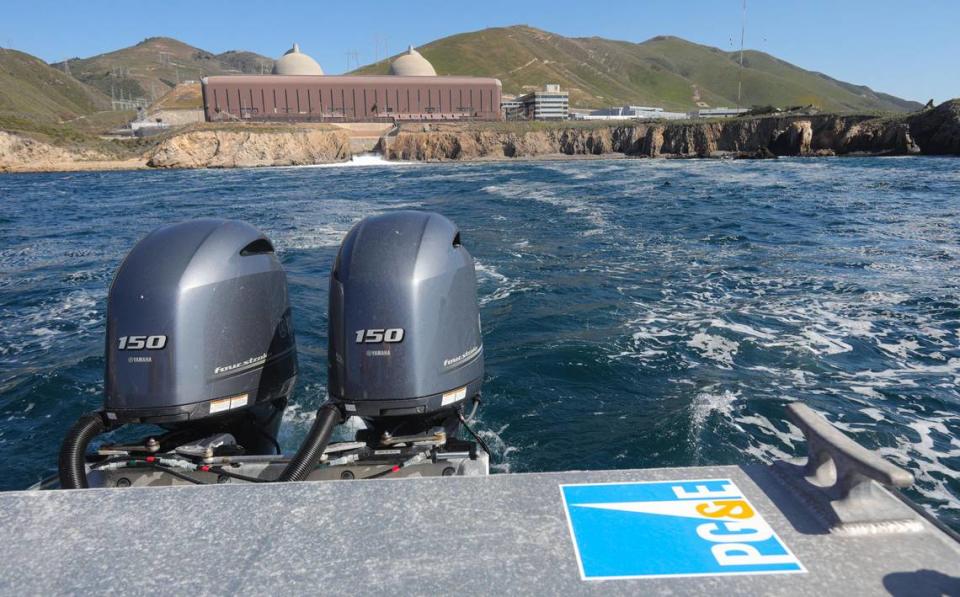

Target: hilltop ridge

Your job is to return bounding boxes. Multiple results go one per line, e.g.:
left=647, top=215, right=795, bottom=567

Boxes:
left=52, top=37, right=274, bottom=103
left=352, top=25, right=920, bottom=112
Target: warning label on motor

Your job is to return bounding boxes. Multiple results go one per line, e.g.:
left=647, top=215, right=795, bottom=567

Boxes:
left=560, top=479, right=804, bottom=580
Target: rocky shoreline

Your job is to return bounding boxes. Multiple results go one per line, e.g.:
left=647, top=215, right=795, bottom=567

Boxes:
left=1, top=100, right=957, bottom=173
left=386, top=100, right=960, bottom=161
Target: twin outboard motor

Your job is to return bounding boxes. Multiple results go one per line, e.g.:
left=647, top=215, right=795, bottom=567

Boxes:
left=59, top=211, right=484, bottom=488
left=328, top=211, right=483, bottom=437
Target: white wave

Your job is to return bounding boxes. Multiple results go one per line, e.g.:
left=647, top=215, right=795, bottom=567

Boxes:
left=876, top=338, right=920, bottom=360
left=0, top=290, right=103, bottom=360
left=475, top=422, right=516, bottom=473
left=798, top=329, right=853, bottom=356
left=475, top=260, right=535, bottom=306
left=279, top=153, right=414, bottom=169
left=709, top=319, right=776, bottom=340
left=859, top=407, right=886, bottom=422
left=886, top=418, right=960, bottom=513
left=687, top=388, right=801, bottom=463
left=687, top=333, right=739, bottom=367
left=275, top=224, right=351, bottom=250
left=690, top=389, right=737, bottom=431
left=270, top=198, right=423, bottom=251
left=481, top=182, right=610, bottom=236
left=851, top=386, right=884, bottom=399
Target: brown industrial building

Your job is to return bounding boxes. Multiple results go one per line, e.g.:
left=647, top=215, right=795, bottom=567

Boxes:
left=200, top=44, right=501, bottom=123
left=201, top=74, right=503, bottom=122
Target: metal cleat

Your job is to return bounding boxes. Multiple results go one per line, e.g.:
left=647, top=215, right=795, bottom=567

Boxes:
left=778, top=402, right=920, bottom=534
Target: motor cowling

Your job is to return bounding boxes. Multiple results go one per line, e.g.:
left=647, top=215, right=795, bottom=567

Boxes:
left=328, top=211, right=483, bottom=425
left=103, top=219, right=297, bottom=431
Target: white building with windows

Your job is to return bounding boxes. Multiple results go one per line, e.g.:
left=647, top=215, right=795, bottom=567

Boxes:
left=511, top=84, right=569, bottom=120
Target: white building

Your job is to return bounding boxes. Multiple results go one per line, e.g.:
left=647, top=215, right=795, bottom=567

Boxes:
left=511, top=84, right=569, bottom=120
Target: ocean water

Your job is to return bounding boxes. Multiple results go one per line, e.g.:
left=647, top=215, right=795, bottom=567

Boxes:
left=1, top=157, right=958, bottom=529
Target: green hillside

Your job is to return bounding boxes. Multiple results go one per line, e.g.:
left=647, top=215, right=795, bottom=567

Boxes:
left=0, top=48, right=110, bottom=125
left=353, top=26, right=920, bottom=112
left=53, top=37, right=274, bottom=103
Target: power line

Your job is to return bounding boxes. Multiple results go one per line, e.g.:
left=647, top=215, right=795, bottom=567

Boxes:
left=344, top=50, right=360, bottom=72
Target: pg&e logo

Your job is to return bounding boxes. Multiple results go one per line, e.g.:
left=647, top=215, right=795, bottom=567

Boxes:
left=560, top=479, right=804, bottom=580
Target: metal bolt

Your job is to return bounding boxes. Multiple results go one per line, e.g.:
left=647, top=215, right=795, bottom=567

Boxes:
left=116, top=477, right=131, bottom=488
left=340, top=470, right=355, bottom=480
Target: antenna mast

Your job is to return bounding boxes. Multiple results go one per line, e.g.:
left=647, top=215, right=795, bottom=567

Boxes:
left=737, top=0, right=746, bottom=110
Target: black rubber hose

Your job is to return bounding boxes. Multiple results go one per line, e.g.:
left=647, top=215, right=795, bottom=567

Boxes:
left=58, top=412, right=110, bottom=489
left=275, top=403, right=343, bottom=482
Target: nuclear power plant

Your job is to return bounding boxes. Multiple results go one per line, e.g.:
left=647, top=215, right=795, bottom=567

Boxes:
left=201, top=44, right=502, bottom=123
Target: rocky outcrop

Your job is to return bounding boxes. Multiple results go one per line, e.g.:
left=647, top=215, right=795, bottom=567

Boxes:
left=770, top=121, right=813, bottom=155
left=147, top=127, right=352, bottom=168
left=0, top=131, right=109, bottom=172
left=385, top=100, right=960, bottom=161
left=906, top=99, right=960, bottom=154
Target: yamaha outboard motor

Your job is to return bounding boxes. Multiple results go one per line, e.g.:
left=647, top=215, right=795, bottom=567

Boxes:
left=328, top=211, right=484, bottom=439
left=58, top=219, right=297, bottom=488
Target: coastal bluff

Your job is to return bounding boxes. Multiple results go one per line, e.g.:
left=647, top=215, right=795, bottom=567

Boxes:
left=1, top=100, right=957, bottom=172
left=386, top=100, right=960, bottom=161
left=146, top=126, right=352, bottom=169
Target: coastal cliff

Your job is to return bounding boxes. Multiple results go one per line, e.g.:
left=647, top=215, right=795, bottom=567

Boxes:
left=0, top=124, right=352, bottom=172
left=147, top=127, right=352, bottom=168
left=386, top=100, right=960, bottom=161
left=1, top=101, right=958, bottom=173
left=0, top=131, right=114, bottom=172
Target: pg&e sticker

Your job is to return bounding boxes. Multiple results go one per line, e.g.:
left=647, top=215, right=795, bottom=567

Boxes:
left=560, top=479, right=804, bottom=580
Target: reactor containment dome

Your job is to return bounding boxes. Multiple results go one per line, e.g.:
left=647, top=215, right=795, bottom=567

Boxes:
left=272, top=43, right=324, bottom=76
left=389, top=46, right=437, bottom=77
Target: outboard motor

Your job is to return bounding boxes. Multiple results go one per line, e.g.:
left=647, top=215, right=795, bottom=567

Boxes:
left=58, top=219, right=297, bottom=488
left=328, top=211, right=484, bottom=439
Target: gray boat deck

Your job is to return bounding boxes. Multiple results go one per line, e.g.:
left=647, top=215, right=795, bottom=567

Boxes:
left=1, top=464, right=958, bottom=596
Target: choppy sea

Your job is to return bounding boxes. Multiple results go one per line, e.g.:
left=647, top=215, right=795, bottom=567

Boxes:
left=1, top=156, right=958, bottom=529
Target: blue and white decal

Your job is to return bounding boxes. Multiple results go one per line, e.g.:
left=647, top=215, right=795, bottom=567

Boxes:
left=560, top=479, right=804, bottom=580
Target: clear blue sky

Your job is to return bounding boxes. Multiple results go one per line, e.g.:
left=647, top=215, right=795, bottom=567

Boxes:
left=2, top=0, right=957, bottom=103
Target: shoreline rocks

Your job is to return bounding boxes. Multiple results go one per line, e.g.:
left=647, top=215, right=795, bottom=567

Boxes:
left=146, top=128, right=352, bottom=169
left=1, top=100, right=958, bottom=173
left=0, top=131, right=112, bottom=172
left=385, top=100, right=960, bottom=162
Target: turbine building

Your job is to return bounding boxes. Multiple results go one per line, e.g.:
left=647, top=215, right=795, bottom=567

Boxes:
left=201, top=43, right=501, bottom=122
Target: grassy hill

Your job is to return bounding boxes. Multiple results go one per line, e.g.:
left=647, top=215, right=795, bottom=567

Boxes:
left=53, top=37, right=274, bottom=103
left=0, top=48, right=110, bottom=125
left=353, top=26, right=920, bottom=112
left=149, top=83, right=203, bottom=111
